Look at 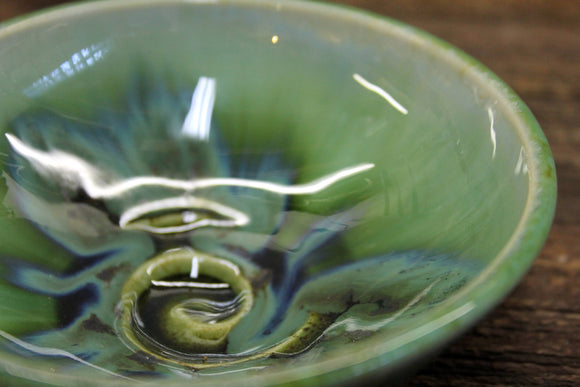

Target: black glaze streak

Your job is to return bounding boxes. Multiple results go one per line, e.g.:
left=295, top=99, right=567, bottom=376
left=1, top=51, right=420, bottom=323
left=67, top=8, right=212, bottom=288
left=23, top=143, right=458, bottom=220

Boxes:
left=71, top=188, right=119, bottom=225
left=80, top=313, right=115, bottom=336
left=369, top=297, right=399, bottom=316
left=151, top=235, right=191, bottom=252
left=251, top=247, right=288, bottom=291
left=63, top=250, right=118, bottom=276
left=433, top=277, right=468, bottom=302
left=96, top=263, right=130, bottom=284
left=57, top=283, right=99, bottom=328
left=126, top=351, right=157, bottom=371
left=260, top=234, right=350, bottom=334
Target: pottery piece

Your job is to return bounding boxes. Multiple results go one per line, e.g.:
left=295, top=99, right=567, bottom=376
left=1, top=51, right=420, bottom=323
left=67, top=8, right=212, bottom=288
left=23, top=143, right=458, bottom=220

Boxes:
left=0, top=1, right=556, bottom=385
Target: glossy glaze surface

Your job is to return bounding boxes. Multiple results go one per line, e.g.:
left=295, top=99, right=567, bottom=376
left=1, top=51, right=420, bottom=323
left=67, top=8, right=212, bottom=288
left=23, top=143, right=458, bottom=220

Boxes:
left=0, top=0, right=556, bottom=385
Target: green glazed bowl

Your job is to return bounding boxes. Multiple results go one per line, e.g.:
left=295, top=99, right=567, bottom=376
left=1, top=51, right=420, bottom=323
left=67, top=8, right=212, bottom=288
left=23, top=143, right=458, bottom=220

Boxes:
left=0, top=0, right=556, bottom=385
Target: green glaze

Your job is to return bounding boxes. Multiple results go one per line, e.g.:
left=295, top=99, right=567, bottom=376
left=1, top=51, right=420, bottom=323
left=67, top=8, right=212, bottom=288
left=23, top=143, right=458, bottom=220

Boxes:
left=118, top=248, right=254, bottom=358
left=0, top=0, right=556, bottom=386
left=119, top=248, right=349, bottom=368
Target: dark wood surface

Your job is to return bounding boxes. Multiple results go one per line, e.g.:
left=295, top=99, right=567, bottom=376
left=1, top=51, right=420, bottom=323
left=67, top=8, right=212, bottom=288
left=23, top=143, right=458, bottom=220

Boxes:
left=1, top=1, right=578, bottom=386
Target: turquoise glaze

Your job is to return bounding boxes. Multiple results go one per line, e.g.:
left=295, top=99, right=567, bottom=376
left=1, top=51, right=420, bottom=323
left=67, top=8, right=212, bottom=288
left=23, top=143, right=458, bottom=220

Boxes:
left=0, top=0, right=556, bottom=385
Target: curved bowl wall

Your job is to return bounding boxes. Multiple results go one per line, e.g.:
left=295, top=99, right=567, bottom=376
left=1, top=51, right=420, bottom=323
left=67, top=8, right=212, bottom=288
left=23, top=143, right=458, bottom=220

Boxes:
left=0, top=0, right=556, bottom=385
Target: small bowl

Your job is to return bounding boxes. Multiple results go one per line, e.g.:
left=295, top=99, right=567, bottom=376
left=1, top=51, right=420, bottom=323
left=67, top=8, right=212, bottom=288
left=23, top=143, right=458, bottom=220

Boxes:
left=0, top=0, right=556, bottom=385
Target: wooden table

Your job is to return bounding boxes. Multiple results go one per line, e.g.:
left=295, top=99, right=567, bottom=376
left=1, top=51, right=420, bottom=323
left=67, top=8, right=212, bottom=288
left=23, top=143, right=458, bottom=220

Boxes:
left=1, top=1, right=578, bottom=385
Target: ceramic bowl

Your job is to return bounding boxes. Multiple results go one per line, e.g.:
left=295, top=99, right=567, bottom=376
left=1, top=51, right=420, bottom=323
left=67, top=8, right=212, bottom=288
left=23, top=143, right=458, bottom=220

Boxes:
left=0, top=0, right=556, bottom=385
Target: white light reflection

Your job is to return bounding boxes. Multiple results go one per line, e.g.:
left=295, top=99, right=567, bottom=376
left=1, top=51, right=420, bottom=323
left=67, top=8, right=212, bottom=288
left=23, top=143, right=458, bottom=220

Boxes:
left=0, top=329, right=136, bottom=382
left=514, top=146, right=528, bottom=175
left=190, top=256, right=199, bottom=278
left=24, top=42, right=110, bottom=98
left=145, top=249, right=241, bottom=277
left=119, top=196, right=250, bottom=234
left=488, top=107, right=497, bottom=159
left=6, top=132, right=374, bottom=233
left=352, top=73, right=408, bottom=115
left=151, top=280, right=229, bottom=289
left=181, top=77, right=216, bottom=141
left=6, top=133, right=374, bottom=199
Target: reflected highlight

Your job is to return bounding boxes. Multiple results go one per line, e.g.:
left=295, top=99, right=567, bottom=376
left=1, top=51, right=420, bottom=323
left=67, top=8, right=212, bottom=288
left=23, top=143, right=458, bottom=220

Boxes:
left=181, top=77, right=216, bottom=141
left=353, top=73, right=408, bottom=115
left=24, top=42, right=110, bottom=98
left=7, top=132, right=374, bottom=234
left=488, top=107, right=497, bottom=159
left=6, top=133, right=373, bottom=199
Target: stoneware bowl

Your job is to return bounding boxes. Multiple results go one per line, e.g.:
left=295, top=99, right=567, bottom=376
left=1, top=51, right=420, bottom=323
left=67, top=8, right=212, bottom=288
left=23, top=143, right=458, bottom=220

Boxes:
left=0, top=0, right=557, bottom=385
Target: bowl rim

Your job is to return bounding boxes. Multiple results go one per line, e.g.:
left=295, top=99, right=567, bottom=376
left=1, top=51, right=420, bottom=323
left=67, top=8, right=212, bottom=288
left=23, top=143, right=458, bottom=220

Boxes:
left=0, top=0, right=557, bottom=385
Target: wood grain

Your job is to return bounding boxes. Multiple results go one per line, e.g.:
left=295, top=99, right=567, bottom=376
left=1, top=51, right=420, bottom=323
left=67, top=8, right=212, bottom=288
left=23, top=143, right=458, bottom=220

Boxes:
left=1, top=1, right=578, bottom=385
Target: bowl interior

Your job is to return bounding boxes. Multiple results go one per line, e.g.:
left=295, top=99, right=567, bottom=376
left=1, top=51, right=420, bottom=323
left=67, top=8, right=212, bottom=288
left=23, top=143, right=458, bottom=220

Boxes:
left=0, top=0, right=555, bottom=385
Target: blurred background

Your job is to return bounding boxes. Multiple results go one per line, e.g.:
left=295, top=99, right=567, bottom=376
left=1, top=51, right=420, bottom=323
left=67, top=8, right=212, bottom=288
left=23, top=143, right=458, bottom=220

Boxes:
left=1, top=1, right=578, bottom=385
